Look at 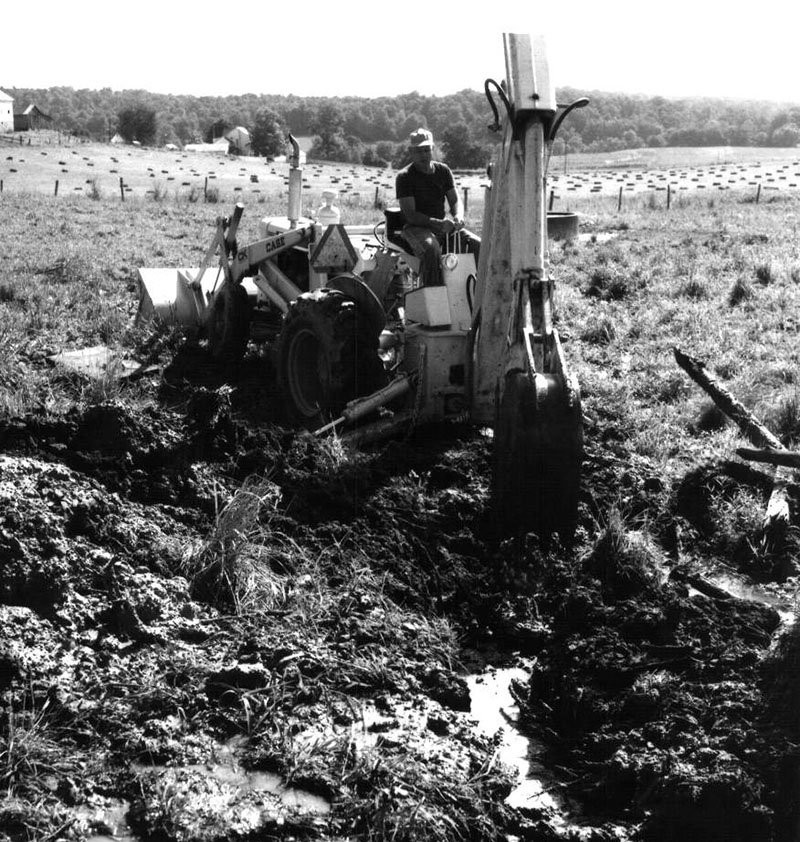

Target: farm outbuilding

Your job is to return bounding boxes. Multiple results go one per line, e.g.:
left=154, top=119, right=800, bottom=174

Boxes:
left=14, top=104, right=52, bottom=131
left=184, top=137, right=231, bottom=154
left=225, top=126, right=251, bottom=156
left=0, top=89, right=13, bottom=132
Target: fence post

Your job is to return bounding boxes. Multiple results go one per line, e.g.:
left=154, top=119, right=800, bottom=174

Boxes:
left=204, top=176, right=208, bottom=201
left=756, top=184, right=761, bottom=204
left=374, top=185, right=379, bottom=208
left=54, top=179, right=59, bottom=196
left=549, top=189, right=554, bottom=210
left=119, top=176, right=125, bottom=202
left=667, top=184, right=671, bottom=210
left=1, top=179, right=4, bottom=193
left=618, top=186, right=623, bottom=212
left=463, top=186, right=469, bottom=215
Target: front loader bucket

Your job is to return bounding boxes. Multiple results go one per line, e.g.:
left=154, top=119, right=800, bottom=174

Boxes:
left=136, top=267, right=224, bottom=326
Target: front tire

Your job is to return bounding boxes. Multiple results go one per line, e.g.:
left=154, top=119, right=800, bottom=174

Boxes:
left=277, top=288, right=387, bottom=428
left=207, top=282, right=250, bottom=364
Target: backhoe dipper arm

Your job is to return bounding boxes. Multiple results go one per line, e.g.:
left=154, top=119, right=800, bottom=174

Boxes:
left=471, top=34, right=557, bottom=421
left=481, top=34, right=585, bottom=541
left=503, top=34, right=557, bottom=362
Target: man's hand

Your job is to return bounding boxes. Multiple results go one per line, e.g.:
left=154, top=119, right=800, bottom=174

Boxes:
left=440, top=219, right=458, bottom=235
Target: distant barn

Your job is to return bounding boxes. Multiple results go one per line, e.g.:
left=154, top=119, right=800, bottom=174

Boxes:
left=14, top=104, right=52, bottom=131
left=225, top=126, right=252, bottom=156
left=0, top=90, right=13, bottom=132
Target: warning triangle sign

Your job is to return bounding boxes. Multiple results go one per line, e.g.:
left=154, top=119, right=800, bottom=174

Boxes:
left=310, top=224, right=359, bottom=274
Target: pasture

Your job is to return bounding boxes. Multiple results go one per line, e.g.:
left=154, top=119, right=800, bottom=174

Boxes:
left=2, top=134, right=800, bottom=222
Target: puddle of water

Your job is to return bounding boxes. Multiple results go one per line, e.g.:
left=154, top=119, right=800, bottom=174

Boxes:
left=647, top=542, right=798, bottom=633
left=704, top=570, right=797, bottom=629
left=79, top=799, right=133, bottom=842
left=82, top=738, right=332, bottom=842
left=132, top=740, right=331, bottom=816
left=203, top=763, right=330, bottom=813
left=467, top=666, right=566, bottom=814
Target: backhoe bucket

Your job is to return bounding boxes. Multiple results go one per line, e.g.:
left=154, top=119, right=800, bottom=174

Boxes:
left=136, top=267, right=224, bottom=326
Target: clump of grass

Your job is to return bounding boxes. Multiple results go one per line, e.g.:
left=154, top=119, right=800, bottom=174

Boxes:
left=150, top=181, right=167, bottom=201
left=40, top=253, right=94, bottom=286
left=581, top=314, right=616, bottom=344
left=584, top=266, right=632, bottom=300
left=761, top=390, right=800, bottom=446
left=694, top=401, right=729, bottom=432
left=74, top=359, right=130, bottom=406
left=182, top=476, right=283, bottom=609
left=642, top=191, right=659, bottom=210
left=584, top=509, right=662, bottom=599
left=713, top=359, right=739, bottom=379
left=656, top=373, right=689, bottom=403
left=1, top=697, right=68, bottom=800
left=742, top=232, right=769, bottom=245
left=707, top=484, right=766, bottom=562
left=754, top=261, right=775, bottom=285
left=680, top=275, right=708, bottom=299
left=729, top=276, right=755, bottom=306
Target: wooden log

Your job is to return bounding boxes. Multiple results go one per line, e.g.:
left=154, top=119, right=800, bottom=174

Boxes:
left=674, top=347, right=782, bottom=448
left=737, top=447, right=800, bottom=469
left=674, top=347, right=791, bottom=545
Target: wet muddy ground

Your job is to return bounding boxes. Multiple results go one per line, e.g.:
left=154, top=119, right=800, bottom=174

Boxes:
left=3, top=202, right=800, bottom=840
left=1, top=346, right=798, bottom=842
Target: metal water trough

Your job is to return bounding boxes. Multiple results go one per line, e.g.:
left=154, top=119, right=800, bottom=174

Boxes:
left=547, top=211, right=579, bottom=240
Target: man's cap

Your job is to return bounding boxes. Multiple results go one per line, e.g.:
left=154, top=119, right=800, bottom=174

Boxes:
left=408, top=128, right=433, bottom=148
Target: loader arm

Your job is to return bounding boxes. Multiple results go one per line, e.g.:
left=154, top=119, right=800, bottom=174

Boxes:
left=226, top=224, right=313, bottom=286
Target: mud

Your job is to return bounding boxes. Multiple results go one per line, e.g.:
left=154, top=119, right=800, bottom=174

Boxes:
left=1, top=341, right=799, bottom=841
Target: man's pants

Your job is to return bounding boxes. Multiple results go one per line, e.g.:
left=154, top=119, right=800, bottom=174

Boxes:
left=402, top=225, right=443, bottom=286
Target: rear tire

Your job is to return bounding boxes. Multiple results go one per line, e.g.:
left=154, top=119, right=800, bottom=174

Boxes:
left=207, top=282, right=250, bottom=364
left=491, top=370, right=583, bottom=541
left=278, top=288, right=387, bottom=428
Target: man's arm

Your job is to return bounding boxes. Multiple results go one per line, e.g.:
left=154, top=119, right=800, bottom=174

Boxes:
left=398, top=195, right=455, bottom=235
left=445, top=187, right=464, bottom=230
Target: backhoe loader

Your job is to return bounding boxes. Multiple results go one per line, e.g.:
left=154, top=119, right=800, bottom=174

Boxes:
left=137, top=33, right=587, bottom=539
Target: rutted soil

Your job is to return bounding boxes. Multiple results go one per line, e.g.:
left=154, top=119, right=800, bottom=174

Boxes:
left=1, top=340, right=799, bottom=842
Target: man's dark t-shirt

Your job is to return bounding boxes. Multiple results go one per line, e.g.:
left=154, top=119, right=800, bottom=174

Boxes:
left=396, top=162, right=455, bottom=220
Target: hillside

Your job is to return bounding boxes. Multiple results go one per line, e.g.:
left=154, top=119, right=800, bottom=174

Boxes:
left=3, top=84, right=800, bottom=166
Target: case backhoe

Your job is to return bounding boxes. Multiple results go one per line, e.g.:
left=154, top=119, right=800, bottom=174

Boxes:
left=137, top=33, right=588, bottom=539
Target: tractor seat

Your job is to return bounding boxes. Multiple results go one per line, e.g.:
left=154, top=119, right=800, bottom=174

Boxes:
left=383, top=207, right=413, bottom=253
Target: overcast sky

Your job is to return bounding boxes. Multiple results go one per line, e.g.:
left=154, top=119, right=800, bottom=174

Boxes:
left=3, top=1, right=799, bottom=103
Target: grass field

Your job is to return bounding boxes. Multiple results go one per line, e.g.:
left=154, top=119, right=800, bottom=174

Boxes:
left=2, top=133, right=799, bottom=219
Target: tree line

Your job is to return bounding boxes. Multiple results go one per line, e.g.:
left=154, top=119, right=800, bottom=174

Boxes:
left=5, top=83, right=800, bottom=168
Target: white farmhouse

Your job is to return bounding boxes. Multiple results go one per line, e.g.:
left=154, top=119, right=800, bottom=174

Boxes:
left=0, top=89, right=13, bottom=132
